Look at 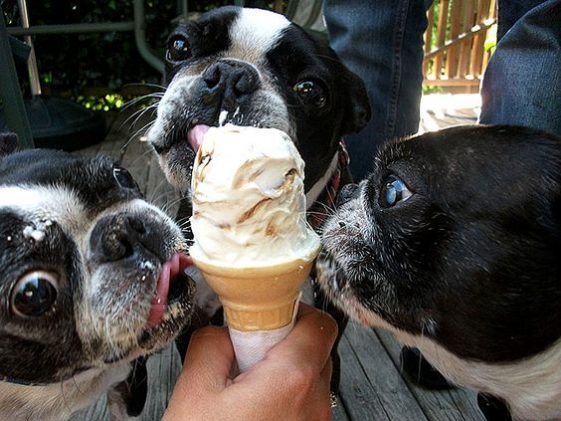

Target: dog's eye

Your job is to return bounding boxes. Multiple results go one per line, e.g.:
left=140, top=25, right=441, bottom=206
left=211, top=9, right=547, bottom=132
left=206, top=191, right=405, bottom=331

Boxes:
left=166, top=35, right=192, bottom=62
left=380, top=175, right=413, bottom=208
left=113, top=166, right=139, bottom=190
left=11, top=271, right=59, bottom=318
left=293, top=80, right=327, bottom=108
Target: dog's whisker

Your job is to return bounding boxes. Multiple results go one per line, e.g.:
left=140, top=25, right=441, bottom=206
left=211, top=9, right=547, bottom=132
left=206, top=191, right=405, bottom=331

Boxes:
left=311, top=200, right=337, bottom=215
left=177, top=215, right=191, bottom=225
left=174, top=214, right=191, bottom=225
left=123, top=120, right=156, bottom=150
left=126, top=148, right=157, bottom=171
left=119, top=108, right=147, bottom=131
left=121, top=93, right=163, bottom=111
left=179, top=221, right=191, bottom=230
left=127, top=105, right=158, bottom=131
left=160, top=196, right=187, bottom=216
left=120, top=98, right=161, bottom=117
left=305, top=210, right=333, bottom=218
left=178, top=220, right=192, bottom=230
left=148, top=179, right=175, bottom=203
left=118, top=108, right=152, bottom=131
left=126, top=111, right=157, bottom=137
left=149, top=190, right=177, bottom=212
left=123, top=82, right=166, bottom=91
left=120, top=104, right=158, bottom=131
left=120, top=132, right=141, bottom=152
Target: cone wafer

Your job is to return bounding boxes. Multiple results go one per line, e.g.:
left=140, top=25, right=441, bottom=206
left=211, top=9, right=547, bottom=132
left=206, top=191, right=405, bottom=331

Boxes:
left=190, top=250, right=318, bottom=331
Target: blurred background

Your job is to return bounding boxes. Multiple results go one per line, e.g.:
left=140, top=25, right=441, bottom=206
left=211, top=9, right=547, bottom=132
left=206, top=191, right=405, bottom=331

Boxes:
left=1, top=0, right=495, bottom=115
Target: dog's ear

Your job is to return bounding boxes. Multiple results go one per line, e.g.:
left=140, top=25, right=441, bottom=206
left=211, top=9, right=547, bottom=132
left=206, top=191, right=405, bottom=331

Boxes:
left=340, top=67, right=371, bottom=135
left=0, top=132, right=19, bottom=157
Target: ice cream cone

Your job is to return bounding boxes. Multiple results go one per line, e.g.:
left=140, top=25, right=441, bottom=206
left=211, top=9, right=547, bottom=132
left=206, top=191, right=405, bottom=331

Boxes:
left=190, top=251, right=317, bottom=331
left=188, top=125, right=322, bottom=371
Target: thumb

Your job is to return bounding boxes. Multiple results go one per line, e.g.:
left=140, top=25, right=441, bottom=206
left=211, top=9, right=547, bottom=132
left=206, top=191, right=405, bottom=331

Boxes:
left=177, top=326, right=235, bottom=394
left=163, top=327, right=235, bottom=420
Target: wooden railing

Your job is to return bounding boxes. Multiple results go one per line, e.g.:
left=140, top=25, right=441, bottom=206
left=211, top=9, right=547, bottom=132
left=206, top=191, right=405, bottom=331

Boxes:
left=424, top=0, right=497, bottom=91
left=274, top=0, right=497, bottom=91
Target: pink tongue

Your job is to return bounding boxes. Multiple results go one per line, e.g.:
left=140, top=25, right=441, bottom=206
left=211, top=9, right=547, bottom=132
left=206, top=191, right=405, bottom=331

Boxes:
left=147, top=254, right=192, bottom=328
left=147, top=260, right=171, bottom=328
left=188, top=124, right=211, bottom=151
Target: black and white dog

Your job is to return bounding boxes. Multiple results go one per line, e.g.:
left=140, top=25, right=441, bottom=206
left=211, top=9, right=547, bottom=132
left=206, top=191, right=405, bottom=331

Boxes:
left=0, top=134, right=194, bottom=420
left=146, top=6, right=371, bottom=385
left=317, top=125, right=561, bottom=420
left=147, top=6, right=370, bottom=202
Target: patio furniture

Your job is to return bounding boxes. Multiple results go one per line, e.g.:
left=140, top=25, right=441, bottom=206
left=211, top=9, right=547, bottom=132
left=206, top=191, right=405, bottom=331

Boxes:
left=0, top=14, right=33, bottom=147
left=0, top=0, right=169, bottom=150
left=0, top=0, right=327, bottom=150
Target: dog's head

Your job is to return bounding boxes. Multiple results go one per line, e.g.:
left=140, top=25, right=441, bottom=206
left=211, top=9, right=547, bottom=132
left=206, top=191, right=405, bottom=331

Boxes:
left=317, top=125, right=561, bottom=363
left=147, top=6, right=370, bottom=195
left=0, top=145, right=194, bottom=385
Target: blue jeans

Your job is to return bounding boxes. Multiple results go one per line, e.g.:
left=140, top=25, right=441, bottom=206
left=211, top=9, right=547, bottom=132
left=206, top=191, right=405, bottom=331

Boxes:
left=324, top=0, right=432, bottom=180
left=479, top=0, right=561, bottom=132
left=324, top=0, right=433, bottom=180
left=325, top=0, right=561, bottom=180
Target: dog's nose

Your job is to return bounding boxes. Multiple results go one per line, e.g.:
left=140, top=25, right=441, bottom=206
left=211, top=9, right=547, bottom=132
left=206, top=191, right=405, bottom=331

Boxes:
left=202, top=61, right=260, bottom=108
left=336, top=183, right=359, bottom=207
left=90, top=214, right=161, bottom=262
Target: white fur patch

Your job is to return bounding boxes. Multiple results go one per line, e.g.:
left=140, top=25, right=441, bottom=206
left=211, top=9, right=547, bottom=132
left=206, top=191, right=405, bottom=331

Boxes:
left=0, top=364, right=130, bottom=420
left=228, top=8, right=290, bottom=64
left=405, top=335, right=561, bottom=420
left=0, top=185, right=86, bottom=239
left=306, top=152, right=339, bottom=208
left=323, top=279, right=561, bottom=419
left=351, top=299, right=561, bottom=420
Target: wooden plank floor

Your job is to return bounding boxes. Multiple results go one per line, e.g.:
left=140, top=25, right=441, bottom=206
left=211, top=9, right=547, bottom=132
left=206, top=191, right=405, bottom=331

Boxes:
left=70, top=96, right=482, bottom=420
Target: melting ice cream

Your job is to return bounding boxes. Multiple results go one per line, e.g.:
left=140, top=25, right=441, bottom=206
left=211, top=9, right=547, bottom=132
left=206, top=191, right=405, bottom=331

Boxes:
left=189, top=125, right=320, bottom=267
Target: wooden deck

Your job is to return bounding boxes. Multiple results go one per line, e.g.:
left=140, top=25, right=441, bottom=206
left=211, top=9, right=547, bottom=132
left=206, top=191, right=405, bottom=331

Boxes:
left=71, top=96, right=482, bottom=420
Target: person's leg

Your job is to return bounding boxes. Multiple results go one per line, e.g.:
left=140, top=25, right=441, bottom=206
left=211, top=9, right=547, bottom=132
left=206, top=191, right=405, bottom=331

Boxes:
left=324, top=0, right=433, bottom=181
left=480, top=0, right=561, bottom=135
left=495, top=0, right=547, bottom=41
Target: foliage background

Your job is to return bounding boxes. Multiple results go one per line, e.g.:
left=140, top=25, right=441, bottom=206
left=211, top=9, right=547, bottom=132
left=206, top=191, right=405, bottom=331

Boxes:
left=2, top=0, right=234, bottom=101
left=3, top=1, right=493, bottom=103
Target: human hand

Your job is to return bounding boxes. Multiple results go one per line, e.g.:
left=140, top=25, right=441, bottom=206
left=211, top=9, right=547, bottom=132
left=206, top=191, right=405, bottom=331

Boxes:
left=164, top=303, right=337, bottom=421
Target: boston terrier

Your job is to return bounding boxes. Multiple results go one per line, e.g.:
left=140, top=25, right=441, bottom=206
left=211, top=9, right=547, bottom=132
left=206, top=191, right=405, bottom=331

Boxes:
left=316, top=125, right=561, bottom=420
left=0, top=134, right=194, bottom=420
left=147, top=6, right=370, bottom=204
left=146, top=6, right=371, bottom=388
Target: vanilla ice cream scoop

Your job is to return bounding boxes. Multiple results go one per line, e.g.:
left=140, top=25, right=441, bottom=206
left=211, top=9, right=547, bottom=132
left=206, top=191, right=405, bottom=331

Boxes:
left=189, top=125, right=320, bottom=267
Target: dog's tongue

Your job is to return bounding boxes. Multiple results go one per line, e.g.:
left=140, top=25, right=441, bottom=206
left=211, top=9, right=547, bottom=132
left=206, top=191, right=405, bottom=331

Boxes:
left=147, top=253, right=191, bottom=328
left=188, top=124, right=211, bottom=151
